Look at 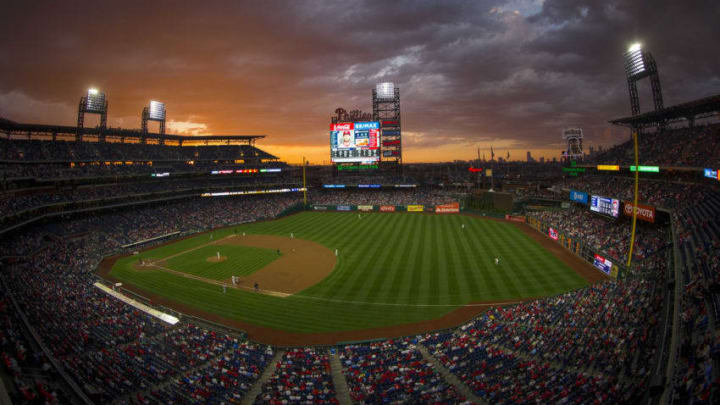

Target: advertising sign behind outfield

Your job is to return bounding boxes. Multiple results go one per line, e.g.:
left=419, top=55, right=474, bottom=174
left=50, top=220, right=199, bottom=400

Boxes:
left=380, top=205, right=396, bottom=212
left=505, top=215, right=526, bottom=223
left=622, top=201, right=656, bottom=223
left=336, top=205, right=351, bottom=211
left=548, top=227, right=559, bottom=240
left=313, top=205, right=328, bottom=211
left=357, top=205, right=374, bottom=211
left=435, top=202, right=460, bottom=213
left=569, top=190, right=589, bottom=205
left=407, top=205, right=424, bottom=212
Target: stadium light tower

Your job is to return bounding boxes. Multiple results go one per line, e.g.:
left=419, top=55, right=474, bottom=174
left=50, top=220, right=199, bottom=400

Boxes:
left=142, top=100, right=167, bottom=140
left=623, top=42, right=664, bottom=118
left=622, top=43, right=665, bottom=270
left=372, top=82, right=402, bottom=168
left=77, top=87, right=108, bottom=141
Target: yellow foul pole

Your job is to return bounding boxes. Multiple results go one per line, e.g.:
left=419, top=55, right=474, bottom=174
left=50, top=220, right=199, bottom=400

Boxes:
left=302, top=156, right=307, bottom=206
left=627, top=131, right=640, bottom=268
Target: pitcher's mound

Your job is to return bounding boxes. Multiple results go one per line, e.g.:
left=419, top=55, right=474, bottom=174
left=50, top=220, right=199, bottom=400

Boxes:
left=206, top=256, right=227, bottom=263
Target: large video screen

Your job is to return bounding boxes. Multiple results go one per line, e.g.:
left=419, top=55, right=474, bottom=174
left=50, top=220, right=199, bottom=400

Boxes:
left=590, top=195, right=620, bottom=218
left=330, top=121, right=380, bottom=163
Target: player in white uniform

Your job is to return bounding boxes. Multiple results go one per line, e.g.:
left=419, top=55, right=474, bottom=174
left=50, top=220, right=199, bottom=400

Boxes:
left=494, top=257, right=500, bottom=265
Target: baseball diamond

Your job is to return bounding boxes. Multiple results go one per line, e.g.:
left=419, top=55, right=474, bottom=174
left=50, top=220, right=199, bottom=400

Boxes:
left=99, top=211, right=604, bottom=345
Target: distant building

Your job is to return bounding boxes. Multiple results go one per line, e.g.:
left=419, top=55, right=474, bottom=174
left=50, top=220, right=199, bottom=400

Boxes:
left=552, top=157, right=557, bottom=163
left=526, top=151, right=533, bottom=162
left=539, top=157, right=545, bottom=163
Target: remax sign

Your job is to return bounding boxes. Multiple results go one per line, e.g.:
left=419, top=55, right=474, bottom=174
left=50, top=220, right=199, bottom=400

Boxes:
left=354, top=121, right=380, bottom=130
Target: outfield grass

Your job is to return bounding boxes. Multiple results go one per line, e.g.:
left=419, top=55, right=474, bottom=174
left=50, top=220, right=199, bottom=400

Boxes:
left=110, top=211, right=589, bottom=333
left=164, top=245, right=280, bottom=280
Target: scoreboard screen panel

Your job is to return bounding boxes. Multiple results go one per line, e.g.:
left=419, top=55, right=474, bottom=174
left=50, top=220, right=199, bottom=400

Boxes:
left=330, top=121, right=380, bottom=163
left=590, top=195, right=620, bottom=218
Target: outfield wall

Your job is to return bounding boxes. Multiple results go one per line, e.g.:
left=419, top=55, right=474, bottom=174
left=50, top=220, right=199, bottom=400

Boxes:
left=525, top=215, right=625, bottom=278
left=310, top=202, right=460, bottom=213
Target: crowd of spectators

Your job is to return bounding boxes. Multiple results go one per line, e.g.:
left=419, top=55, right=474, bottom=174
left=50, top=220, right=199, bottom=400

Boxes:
left=0, top=284, right=69, bottom=404
left=672, top=186, right=720, bottom=402
left=557, top=174, right=712, bottom=211
left=254, top=348, right=338, bottom=404
left=0, top=195, right=299, bottom=402
left=528, top=205, right=670, bottom=265
left=310, top=189, right=456, bottom=207
left=420, top=277, right=659, bottom=403
left=0, top=177, right=300, bottom=220
left=589, top=123, right=720, bottom=168
left=0, top=161, right=292, bottom=181
left=142, top=335, right=273, bottom=404
left=318, top=173, right=417, bottom=186
left=339, top=339, right=468, bottom=404
left=0, top=138, right=277, bottom=163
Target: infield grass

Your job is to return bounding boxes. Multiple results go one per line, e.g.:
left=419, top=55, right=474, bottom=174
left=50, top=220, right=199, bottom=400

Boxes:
left=110, top=211, right=589, bottom=333
left=164, top=245, right=280, bottom=280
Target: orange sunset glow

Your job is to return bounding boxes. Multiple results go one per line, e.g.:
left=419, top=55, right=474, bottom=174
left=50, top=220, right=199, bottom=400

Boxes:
left=1, top=1, right=717, bottom=164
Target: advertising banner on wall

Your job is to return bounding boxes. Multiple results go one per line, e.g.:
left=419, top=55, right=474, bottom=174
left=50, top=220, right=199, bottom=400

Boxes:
left=336, top=205, right=351, bottom=211
left=593, top=254, right=612, bottom=275
left=548, top=227, right=559, bottom=240
left=380, top=205, right=396, bottom=212
left=622, top=201, right=656, bottom=223
left=313, top=205, right=328, bottom=211
left=435, top=202, right=460, bottom=213
left=407, top=205, right=424, bottom=212
left=703, top=168, right=719, bottom=180
left=569, top=190, right=589, bottom=205
left=357, top=205, right=374, bottom=211
left=505, top=215, right=526, bottom=223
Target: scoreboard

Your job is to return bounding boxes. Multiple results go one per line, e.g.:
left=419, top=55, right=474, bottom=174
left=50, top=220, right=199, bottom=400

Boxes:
left=330, top=121, right=380, bottom=163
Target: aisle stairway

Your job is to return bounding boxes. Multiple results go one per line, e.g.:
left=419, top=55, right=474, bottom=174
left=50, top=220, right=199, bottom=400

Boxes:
left=329, top=351, right=352, bottom=405
left=241, top=350, right=285, bottom=405
left=417, top=345, right=486, bottom=405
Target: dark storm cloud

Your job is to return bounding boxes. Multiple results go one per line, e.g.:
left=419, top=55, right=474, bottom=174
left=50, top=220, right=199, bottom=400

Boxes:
left=0, top=0, right=718, bottom=160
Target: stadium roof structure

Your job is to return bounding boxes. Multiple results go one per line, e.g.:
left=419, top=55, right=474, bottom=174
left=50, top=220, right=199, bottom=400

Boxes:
left=609, top=94, right=720, bottom=129
left=0, top=117, right=266, bottom=145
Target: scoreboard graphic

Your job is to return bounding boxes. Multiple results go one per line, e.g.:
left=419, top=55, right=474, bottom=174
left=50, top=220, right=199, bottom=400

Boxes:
left=330, top=121, right=380, bottom=163
left=590, top=195, right=620, bottom=218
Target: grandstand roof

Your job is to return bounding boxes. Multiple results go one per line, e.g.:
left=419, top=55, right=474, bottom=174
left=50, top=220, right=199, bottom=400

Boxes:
left=0, top=117, right=266, bottom=143
left=609, top=94, right=720, bottom=128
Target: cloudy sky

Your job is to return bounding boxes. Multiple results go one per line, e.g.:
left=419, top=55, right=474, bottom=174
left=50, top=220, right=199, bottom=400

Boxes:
left=1, top=0, right=718, bottom=163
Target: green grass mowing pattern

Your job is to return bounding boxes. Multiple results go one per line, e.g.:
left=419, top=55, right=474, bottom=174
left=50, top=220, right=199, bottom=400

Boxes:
left=110, top=211, right=590, bottom=333
left=163, top=245, right=280, bottom=280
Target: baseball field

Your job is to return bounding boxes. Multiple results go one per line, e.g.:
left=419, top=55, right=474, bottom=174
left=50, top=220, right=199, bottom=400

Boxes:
left=103, top=211, right=600, bottom=344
